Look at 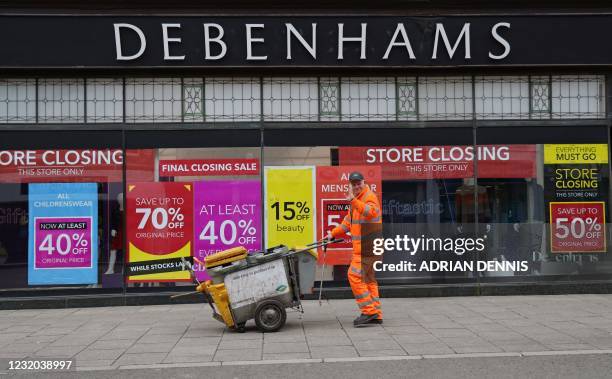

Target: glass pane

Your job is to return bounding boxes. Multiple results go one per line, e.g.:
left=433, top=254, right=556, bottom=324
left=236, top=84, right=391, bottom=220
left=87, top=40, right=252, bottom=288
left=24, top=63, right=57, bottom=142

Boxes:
left=125, top=146, right=262, bottom=289
left=0, top=143, right=127, bottom=291
left=477, top=140, right=611, bottom=282
left=0, top=79, right=36, bottom=123
left=38, top=79, right=85, bottom=123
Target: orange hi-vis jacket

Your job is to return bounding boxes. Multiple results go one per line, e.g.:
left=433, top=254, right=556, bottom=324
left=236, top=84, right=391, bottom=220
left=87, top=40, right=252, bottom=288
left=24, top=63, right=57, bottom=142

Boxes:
left=330, top=185, right=382, bottom=255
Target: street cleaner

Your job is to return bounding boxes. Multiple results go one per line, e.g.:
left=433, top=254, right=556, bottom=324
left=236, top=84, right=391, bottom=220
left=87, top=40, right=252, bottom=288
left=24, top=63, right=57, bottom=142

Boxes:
left=327, top=171, right=383, bottom=327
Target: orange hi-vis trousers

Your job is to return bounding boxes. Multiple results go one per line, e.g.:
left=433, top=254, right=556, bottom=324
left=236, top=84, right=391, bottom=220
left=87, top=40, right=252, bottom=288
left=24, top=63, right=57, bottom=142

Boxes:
left=330, top=185, right=382, bottom=319
left=348, top=256, right=382, bottom=319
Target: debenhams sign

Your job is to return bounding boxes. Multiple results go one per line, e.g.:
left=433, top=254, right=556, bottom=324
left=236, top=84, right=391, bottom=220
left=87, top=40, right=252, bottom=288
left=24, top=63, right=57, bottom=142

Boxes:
left=0, top=16, right=608, bottom=67
left=113, top=21, right=510, bottom=62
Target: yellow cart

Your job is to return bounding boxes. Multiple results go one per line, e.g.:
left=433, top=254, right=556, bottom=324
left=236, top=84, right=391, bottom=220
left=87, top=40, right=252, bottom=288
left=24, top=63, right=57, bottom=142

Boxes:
left=183, top=239, right=341, bottom=333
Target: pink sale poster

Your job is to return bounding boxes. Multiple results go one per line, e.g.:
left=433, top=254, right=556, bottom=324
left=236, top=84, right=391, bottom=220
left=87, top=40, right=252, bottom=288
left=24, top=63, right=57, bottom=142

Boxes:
left=193, top=180, right=261, bottom=281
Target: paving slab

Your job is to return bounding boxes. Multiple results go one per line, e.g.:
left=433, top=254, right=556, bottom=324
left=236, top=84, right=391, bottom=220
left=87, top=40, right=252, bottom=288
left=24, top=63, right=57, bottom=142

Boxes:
left=310, top=346, right=359, bottom=358
left=76, top=349, right=125, bottom=361
left=213, top=348, right=262, bottom=362
left=262, top=352, right=312, bottom=360
left=114, top=352, right=168, bottom=366
left=263, top=342, right=310, bottom=354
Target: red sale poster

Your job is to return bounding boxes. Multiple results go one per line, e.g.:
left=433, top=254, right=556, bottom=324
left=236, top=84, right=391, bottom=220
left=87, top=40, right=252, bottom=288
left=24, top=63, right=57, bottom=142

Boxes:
left=316, top=166, right=382, bottom=265
left=339, top=145, right=536, bottom=180
left=0, top=149, right=154, bottom=183
left=549, top=201, right=606, bottom=253
left=159, top=159, right=260, bottom=177
left=126, top=182, right=194, bottom=282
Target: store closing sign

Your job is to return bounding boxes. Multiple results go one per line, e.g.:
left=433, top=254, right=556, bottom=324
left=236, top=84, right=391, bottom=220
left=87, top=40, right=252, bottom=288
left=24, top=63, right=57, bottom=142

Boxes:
left=339, top=145, right=536, bottom=179
left=0, top=149, right=154, bottom=183
left=316, top=166, right=382, bottom=265
left=544, top=144, right=609, bottom=254
left=28, top=183, right=98, bottom=285
left=193, top=180, right=262, bottom=281
left=126, top=182, right=193, bottom=282
left=265, top=167, right=315, bottom=249
left=159, top=159, right=260, bottom=177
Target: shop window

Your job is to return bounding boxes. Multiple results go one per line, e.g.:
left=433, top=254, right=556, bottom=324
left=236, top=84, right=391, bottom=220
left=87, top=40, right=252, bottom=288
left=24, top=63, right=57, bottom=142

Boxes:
left=529, top=76, right=551, bottom=119
left=475, top=76, right=530, bottom=120
left=0, top=79, right=36, bottom=123
left=125, top=78, right=182, bottom=123
left=0, top=137, right=131, bottom=291
left=397, top=78, right=417, bottom=121
left=340, top=77, right=396, bottom=121
left=182, top=78, right=204, bottom=123
left=418, top=76, right=473, bottom=120
left=204, top=77, right=261, bottom=122
left=263, top=77, right=318, bottom=121
left=476, top=141, right=610, bottom=281
left=552, top=75, right=605, bottom=119
left=263, top=142, right=481, bottom=285
left=125, top=146, right=261, bottom=288
left=38, top=79, right=85, bottom=123
left=86, top=78, right=124, bottom=123
left=319, top=77, right=340, bottom=121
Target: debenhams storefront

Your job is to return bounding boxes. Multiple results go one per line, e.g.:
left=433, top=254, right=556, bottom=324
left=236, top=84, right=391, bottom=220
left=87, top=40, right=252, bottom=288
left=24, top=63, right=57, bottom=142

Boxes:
left=0, top=10, right=610, bottom=305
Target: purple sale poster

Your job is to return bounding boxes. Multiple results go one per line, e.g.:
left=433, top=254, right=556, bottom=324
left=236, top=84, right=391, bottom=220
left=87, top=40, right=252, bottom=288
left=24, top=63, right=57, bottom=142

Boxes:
left=34, top=217, right=93, bottom=269
left=193, top=180, right=262, bottom=281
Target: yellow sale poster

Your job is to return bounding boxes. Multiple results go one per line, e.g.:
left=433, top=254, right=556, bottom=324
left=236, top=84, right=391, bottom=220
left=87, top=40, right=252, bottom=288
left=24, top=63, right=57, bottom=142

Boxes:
left=264, top=167, right=316, bottom=249
left=544, top=144, right=608, bottom=164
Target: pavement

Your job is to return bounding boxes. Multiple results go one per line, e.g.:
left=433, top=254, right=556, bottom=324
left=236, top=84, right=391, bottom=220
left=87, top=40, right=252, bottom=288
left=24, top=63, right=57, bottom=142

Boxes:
left=1, top=294, right=612, bottom=373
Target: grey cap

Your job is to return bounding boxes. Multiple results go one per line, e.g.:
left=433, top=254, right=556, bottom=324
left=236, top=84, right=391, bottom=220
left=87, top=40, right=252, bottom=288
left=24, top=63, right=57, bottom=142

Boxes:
left=348, top=171, right=364, bottom=182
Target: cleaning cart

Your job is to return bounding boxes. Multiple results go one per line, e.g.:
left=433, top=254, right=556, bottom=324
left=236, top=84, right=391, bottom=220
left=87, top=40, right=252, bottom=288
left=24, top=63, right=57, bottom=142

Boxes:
left=187, top=239, right=341, bottom=333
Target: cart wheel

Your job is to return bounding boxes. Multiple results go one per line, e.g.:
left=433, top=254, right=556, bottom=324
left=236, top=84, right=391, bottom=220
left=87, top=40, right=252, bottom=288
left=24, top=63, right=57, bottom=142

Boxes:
left=254, top=300, right=286, bottom=332
left=235, top=323, right=246, bottom=333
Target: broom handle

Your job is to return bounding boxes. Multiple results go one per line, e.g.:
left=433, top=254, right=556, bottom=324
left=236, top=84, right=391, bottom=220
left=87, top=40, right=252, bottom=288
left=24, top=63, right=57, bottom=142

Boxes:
left=318, top=243, right=327, bottom=306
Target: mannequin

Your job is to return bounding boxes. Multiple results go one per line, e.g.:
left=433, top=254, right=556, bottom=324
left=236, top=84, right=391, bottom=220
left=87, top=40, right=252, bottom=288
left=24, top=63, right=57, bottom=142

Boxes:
left=455, top=182, right=491, bottom=225
left=105, top=192, right=123, bottom=275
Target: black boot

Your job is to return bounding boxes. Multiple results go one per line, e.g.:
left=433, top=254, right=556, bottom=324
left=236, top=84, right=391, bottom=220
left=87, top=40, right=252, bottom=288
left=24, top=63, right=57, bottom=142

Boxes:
left=353, top=313, right=377, bottom=327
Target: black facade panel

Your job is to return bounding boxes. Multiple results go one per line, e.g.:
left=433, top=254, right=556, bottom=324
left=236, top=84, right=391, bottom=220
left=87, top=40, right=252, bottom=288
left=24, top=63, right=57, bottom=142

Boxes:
left=125, top=129, right=261, bottom=148
left=1, top=15, right=612, bottom=68
left=476, top=126, right=609, bottom=144
left=263, top=127, right=473, bottom=146
left=0, top=130, right=122, bottom=149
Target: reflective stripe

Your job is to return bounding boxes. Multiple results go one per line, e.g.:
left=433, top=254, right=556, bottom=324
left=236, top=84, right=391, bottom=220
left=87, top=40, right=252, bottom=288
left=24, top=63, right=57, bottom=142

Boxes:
left=350, top=266, right=362, bottom=275
left=372, top=297, right=380, bottom=302
left=354, top=291, right=371, bottom=300
left=340, top=223, right=350, bottom=232
left=357, top=300, right=375, bottom=308
left=375, top=305, right=382, bottom=310
left=364, top=204, right=371, bottom=215
left=351, top=232, right=382, bottom=240
left=353, top=217, right=381, bottom=224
